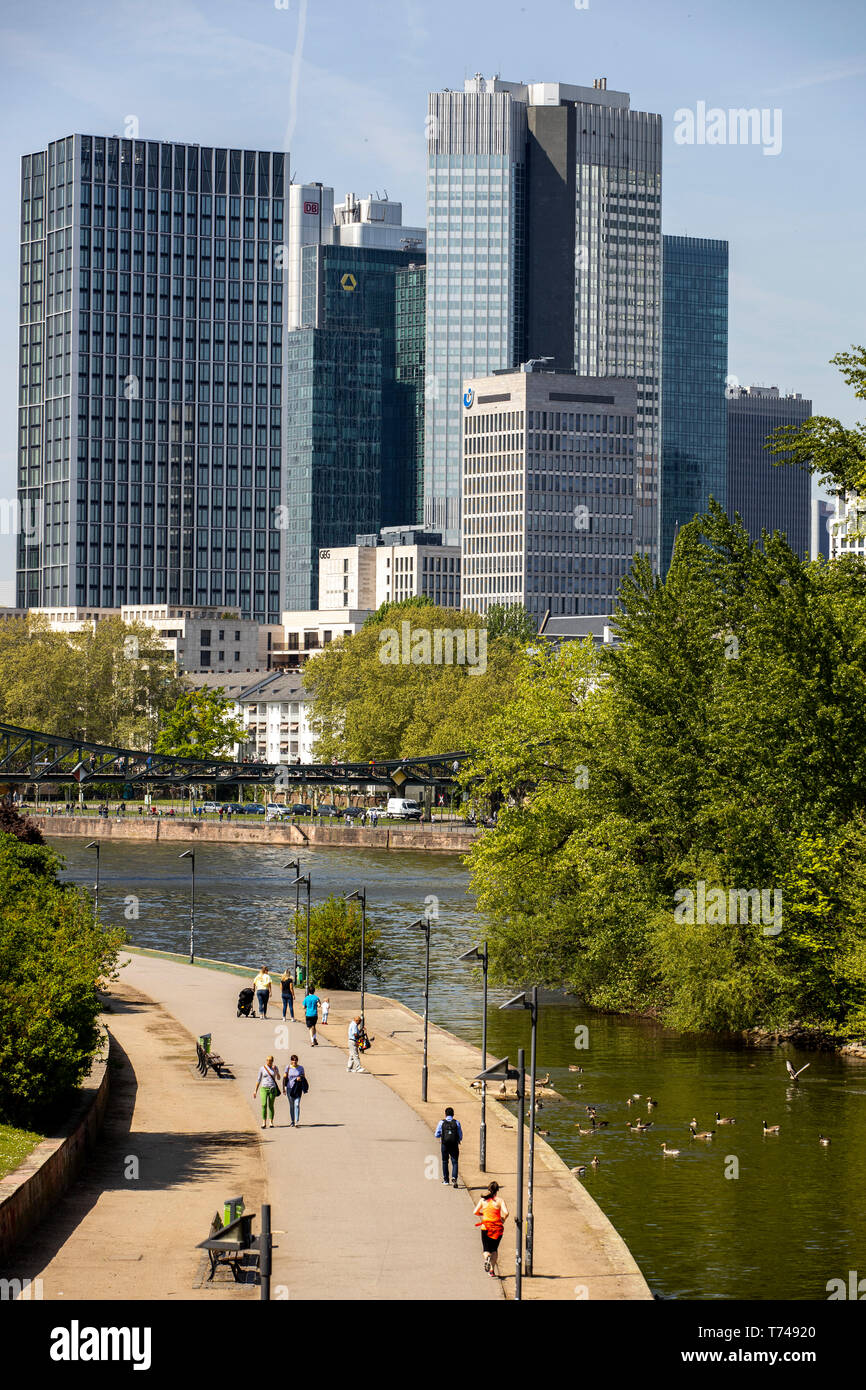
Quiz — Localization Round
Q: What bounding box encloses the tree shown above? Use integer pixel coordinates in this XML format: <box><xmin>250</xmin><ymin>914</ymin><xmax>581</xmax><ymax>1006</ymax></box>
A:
<box><xmin>486</xmin><ymin>603</ymin><xmax>537</xmax><ymax>642</ymax></box>
<box><xmin>0</xmin><ymin>830</ymin><xmax>123</xmax><ymax>1126</ymax></box>
<box><xmin>304</xmin><ymin>599</ymin><xmax>528</xmax><ymax>761</ymax></box>
<box><xmin>154</xmin><ymin>688</ymin><xmax>246</xmax><ymax>760</ymax></box>
<box><xmin>767</xmin><ymin>345</ymin><xmax>866</xmax><ymax>498</ymax></box>
<box><xmin>294</xmin><ymin>894</ymin><xmax>386</xmax><ymax>990</ymax></box>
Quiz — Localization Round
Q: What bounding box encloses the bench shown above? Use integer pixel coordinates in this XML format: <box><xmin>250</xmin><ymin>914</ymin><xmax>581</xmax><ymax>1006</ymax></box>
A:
<box><xmin>197</xmin><ymin>1209</ymin><xmax>257</xmax><ymax>1282</ymax></box>
<box><xmin>196</xmin><ymin>1040</ymin><xmax>226</xmax><ymax>1077</ymax></box>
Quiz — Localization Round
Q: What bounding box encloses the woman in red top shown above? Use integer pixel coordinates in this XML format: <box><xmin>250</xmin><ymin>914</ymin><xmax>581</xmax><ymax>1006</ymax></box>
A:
<box><xmin>473</xmin><ymin>1181</ymin><xmax>509</xmax><ymax>1278</ymax></box>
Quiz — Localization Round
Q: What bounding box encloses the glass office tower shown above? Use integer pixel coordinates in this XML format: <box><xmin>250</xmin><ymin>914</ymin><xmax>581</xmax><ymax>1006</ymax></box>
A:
<box><xmin>727</xmin><ymin>387</ymin><xmax>812</xmax><ymax>558</ymax></box>
<box><xmin>661</xmin><ymin>235</ymin><xmax>728</xmax><ymax>572</ymax></box>
<box><xmin>17</xmin><ymin>135</ymin><xmax>286</xmax><ymax>620</ymax></box>
<box><xmin>283</xmin><ymin>326</ymin><xmax>381</xmax><ymax>611</ymax></box>
<box><xmin>395</xmin><ymin>261</ymin><xmax>426</xmax><ymax>527</ymax></box>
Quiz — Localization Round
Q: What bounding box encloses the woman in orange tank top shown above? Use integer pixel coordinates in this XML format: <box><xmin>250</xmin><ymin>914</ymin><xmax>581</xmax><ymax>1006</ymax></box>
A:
<box><xmin>473</xmin><ymin>1181</ymin><xmax>509</xmax><ymax>1278</ymax></box>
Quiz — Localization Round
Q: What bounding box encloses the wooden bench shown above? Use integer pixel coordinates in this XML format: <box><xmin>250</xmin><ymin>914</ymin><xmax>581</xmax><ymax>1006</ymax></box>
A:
<box><xmin>197</xmin><ymin>1209</ymin><xmax>257</xmax><ymax>1282</ymax></box>
<box><xmin>196</xmin><ymin>1040</ymin><xmax>226</xmax><ymax>1077</ymax></box>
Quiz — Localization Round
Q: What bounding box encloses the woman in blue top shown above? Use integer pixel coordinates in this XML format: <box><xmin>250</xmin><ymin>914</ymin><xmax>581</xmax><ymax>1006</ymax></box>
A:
<box><xmin>284</xmin><ymin>1054</ymin><xmax>306</xmax><ymax>1126</ymax></box>
<box><xmin>303</xmin><ymin>986</ymin><xmax>321</xmax><ymax>1045</ymax></box>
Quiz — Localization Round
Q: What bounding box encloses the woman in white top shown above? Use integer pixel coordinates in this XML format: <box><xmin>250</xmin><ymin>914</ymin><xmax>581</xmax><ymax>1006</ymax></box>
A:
<box><xmin>252</xmin><ymin>966</ymin><xmax>272</xmax><ymax>1019</ymax></box>
<box><xmin>253</xmin><ymin>1054</ymin><xmax>282</xmax><ymax>1128</ymax></box>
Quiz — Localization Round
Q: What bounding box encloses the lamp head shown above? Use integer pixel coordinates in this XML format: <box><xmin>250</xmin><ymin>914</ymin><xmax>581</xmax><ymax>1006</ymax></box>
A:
<box><xmin>85</xmin><ymin>840</ymin><xmax>99</xmax><ymax>851</ymax></box>
<box><xmin>499</xmin><ymin>991</ymin><xmax>528</xmax><ymax>1012</ymax></box>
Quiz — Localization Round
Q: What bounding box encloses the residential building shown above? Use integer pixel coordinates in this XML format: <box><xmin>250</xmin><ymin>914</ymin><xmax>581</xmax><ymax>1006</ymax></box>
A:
<box><xmin>18</xmin><ymin>135</ymin><xmax>286</xmax><ymax>620</ymax></box>
<box><xmin>828</xmin><ymin>493</ymin><xmax>866</xmax><ymax>561</ymax></box>
<box><xmin>461</xmin><ymin>366</ymin><xmax>637</xmax><ymax>620</ymax></box>
<box><xmin>319</xmin><ymin>526</ymin><xmax>460</xmax><ymax>610</ymax></box>
<box><xmin>727</xmin><ymin>387</ymin><xmax>812</xmax><ymax>557</ymax></box>
<box><xmin>661</xmin><ymin>235</ymin><xmax>729</xmax><ymax>572</ymax></box>
<box><xmin>426</xmin><ymin>75</ymin><xmax>662</xmax><ymax>558</ymax></box>
<box><xmin>184</xmin><ymin>669</ymin><xmax>314</xmax><ymax>763</ymax></box>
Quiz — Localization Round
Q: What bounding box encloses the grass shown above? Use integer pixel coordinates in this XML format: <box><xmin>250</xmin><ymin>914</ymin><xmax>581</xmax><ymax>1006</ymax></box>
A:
<box><xmin>0</xmin><ymin>1123</ymin><xmax>46</xmax><ymax>1181</ymax></box>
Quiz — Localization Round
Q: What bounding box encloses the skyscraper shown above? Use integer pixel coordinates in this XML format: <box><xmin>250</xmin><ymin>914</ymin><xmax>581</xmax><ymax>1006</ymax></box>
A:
<box><xmin>426</xmin><ymin>76</ymin><xmax>662</xmax><ymax>561</ymax></box>
<box><xmin>18</xmin><ymin>135</ymin><xmax>286</xmax><ymax>620</ymax></box>
<box><xmin>661</xmin><ymin>235</ymin><xmax>729</xmax><ymax>572</ymax></box>
<box><xmin>727</xmin><ymin>387</ymin><xmax>812</xmax><ymax>557</ymax></box>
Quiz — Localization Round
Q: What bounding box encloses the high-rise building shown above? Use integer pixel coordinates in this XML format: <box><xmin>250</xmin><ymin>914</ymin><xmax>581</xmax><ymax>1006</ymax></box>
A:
<box><xmin>18</xmin><ymin>135</ymin><xmax>286</xmax><ymax>620</ymax></box>
<box><xmin>661</xmin><ymin>235</ymin><xmax>728</xmax><ymax>571</ymax></box>
<box><xmin>461</xmin><ymin>366</ymin><xmax>637</xmax><ymax>620</ymax></box>
<box><xmin>727</xmin><ymin>387</ymin><xmax>812</xmax><ymax>557</ymax></box>
<box><xmin>319</xmin><ymin>526</ymin><xmax>460</xmax><ymax>611</ymax></box>
<box><xmin>426</xmin><ymin>75</ymin><xmax>662</xmax><ymax>559</ymax></box>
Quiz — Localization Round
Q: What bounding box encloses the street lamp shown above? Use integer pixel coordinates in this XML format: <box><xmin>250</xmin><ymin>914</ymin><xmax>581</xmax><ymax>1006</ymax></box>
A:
<box><xmin>475</xmin><ymin>1052</ymin><xmax>525</xmax><ymax>1302</ymax></box>
<box><xmin>85</xmin><ymin>840</ymin><xmax>100</xmax><ymax>923</ymax></box>
<box><xmin>500</xmin><ymin>987</ymin><xmax>539</xmax><ymax>1275</ymax></box>
<box><xmin>410</xmin><ymin>916</ymin><xmax>432</xmax><ymax>1102</ymax></box>
<box><xmin>458</xmin><ymin>941</ymin><xmax>489</xmax><ymax>1171</ymax></box>
<box><xmin>344</xmin><ymin>888</ymin><xmax>367</xmax><ymax>1027</ymax></box>
<box><xmin>284</xmin><ymin>860</ymin><xmax>300</xmax><ymax>977</ymax></box>
<box><xmin>290</xmin><ymin>873</ymin><xmax>311</xmax><ymax>987</ymax></box>
<box><xmin>179</xmin><ymin>850</ymin><xmax>195</xmax><ymax>963</ymax></box>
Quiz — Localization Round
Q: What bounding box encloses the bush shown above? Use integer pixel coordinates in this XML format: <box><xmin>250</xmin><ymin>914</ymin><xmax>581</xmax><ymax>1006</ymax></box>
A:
<box><xmin>293</xmin><ymin>894</ymin><xmax>385</xmax><ymax>991</ymax></box>
<box><xmin>0</xmin><ymin>825</ymin><xmax>124</xmax><ymax>1127</ymax></box>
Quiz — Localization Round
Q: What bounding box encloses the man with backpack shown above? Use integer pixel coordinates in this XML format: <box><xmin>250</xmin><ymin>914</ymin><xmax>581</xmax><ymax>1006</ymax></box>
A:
<box><xmin>435</xmin><ymin>1107</ymin><xmax>463</xmax><ymax>1188</ymax></box>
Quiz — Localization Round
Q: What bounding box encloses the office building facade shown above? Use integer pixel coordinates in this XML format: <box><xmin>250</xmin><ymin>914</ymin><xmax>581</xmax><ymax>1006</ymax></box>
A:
<box><xmin>18</xmin><ymin>135</ymin><xmax>286</xmax><ymax>620</ymax></box>
<box><xmin>319</xmin><ymin>526</ymin><xmax>460</xmax><ymax>611</ymax></box>
<box><xmin>727</xmin><ymin>387</ymin><xmax>812</xmax><ymax>557</ymax></box>
<box><xmin>461</xmin><ymin>367</ymin><xmax>637</xmax><ymax>620</ymax></box>
<box><xmin>661</xmin><ymin>235</ymin><xmax>728</xmax><ymax>572</ymax></box>
<box><xmin>426</xmin><ymin>76</ymin><xmax>662</xmax><ymax>560</ymax></box>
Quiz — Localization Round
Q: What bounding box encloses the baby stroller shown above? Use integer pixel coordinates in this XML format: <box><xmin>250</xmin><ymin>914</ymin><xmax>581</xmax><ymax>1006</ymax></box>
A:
<box><xmin>237</xmin><ymin>987</ymin><xmax>255</xmax><ymax>1018</ymax></box>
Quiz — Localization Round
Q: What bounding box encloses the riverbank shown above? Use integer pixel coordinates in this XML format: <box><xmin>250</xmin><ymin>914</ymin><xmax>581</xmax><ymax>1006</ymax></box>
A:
<box><xmin>30</xmin><ymin>812</ymin><xmax>477</xmax><ymax>853</ymax></box>
<box><xmin>121</xmin><ymin>946</ymin><xmax>652</xmax><ymax>1301</ymax></box>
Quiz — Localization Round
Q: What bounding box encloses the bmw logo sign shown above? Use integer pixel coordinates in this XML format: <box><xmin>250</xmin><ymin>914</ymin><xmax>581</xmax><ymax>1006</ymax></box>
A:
<box><xmin>463</xmin><ymin>387</ymin><xmax>474</xmax><ymax>408</ymax></box>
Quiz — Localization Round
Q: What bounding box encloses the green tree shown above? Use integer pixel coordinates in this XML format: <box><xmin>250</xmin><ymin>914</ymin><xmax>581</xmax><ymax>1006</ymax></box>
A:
<box><xmin>293</xmin><ymin>894</ymin><xmax>386</xmax><ymax>990</ymax></box>
<box><xmin>767</xmin><ymin>345</ymin><xmax>866</xmax><ymax>498</ymax></box>
<box><xmin>0</xmin><ymin>809</ymin><xmax>124</xmax><ymax>1126</ymax></box>
<box><xmin>154</xmin><ymin>688</ymin><xmax>246</xmax><ymax>760</ymax></box>
<box><xmin>486</xmin><ymin>603</ymin><xmax>537</xmax><ymax>642</ymax></box>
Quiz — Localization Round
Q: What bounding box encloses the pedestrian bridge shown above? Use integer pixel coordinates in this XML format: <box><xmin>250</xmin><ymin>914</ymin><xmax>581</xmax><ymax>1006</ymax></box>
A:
<box><xmin>0</xmin><ymin>721</ymin><xmax>467</xmax><ymax>790</ymax></box>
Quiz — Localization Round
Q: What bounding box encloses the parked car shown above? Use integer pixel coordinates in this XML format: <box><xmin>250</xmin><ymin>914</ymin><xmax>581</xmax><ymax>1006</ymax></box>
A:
<box><xmin>242</xmin><ymin>803</ymin><xmax>266</xmax><ymax>815</ymax></box>
<box><xmin>343</xmin><ymin>805</ymin><xmax>367</xmax><ymax>821</ymax></box>
<box><xmin>200</xmin><ymin>801</ymin><xmax>221</xmax><ymax>813</ymax></box>
<box><xmin>289</xmin><ymin>803</ymin><xmax>312</xmax><ymax>817</ymax></box>
<box><xmin>316</xmin><ymin>804</ymin><xmax>342</xmax><ymax>818</ymax></box>
<box><xmin>265</xmin><ymin>804</ymin><xmax>291</xmax><ymax>821</ymax></box>
<box><xmin>386</xmin><ymin>797</ymin><xmax>423</xmax><ymax>821</ymax></box>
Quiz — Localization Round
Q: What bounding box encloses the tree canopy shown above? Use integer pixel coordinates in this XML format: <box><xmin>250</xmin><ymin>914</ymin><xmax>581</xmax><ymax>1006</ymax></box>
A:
<box><xmin>154</xmin><ymin>687</ymin><xmax>246</xmax><ymax>760</ymax></box>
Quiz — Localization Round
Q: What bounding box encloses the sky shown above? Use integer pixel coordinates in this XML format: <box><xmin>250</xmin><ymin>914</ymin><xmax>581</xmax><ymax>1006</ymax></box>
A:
<box><xmin>0</xmin><ymin>0</ymin><xmax>863</xmax><ymax>599</ymax></box>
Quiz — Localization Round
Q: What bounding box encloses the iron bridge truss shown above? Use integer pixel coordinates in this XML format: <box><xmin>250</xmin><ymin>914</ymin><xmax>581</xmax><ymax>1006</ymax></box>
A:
<box><xmin>0</xmin><ymin>722</ymin><xmax>468</xmax><ymax>790</ymax></box>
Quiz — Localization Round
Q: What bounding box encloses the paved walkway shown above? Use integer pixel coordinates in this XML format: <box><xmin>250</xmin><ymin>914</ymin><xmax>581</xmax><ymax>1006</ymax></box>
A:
<box><xmin>120</xmin><ymin>953</ymin><xmax>499</xmax><ymax>1301</ymax></box>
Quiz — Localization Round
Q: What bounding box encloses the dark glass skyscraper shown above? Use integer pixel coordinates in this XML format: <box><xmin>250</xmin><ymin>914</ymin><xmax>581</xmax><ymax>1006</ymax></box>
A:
<box><xmin>727</xmin><ymin>387</ymin><xmax>812</xmax><ymax>557</ymax></box>
<box><xmin>283</xmin><ymin>326</ymin><xmax>381</xmax><ymax>611</ymax></box>
<box><xmin>661</xmin><ymin>235</ymin><xmax>728</xmax><ymax>572</ymax></box>
<box><xmin>17</xmin><ymin>135</ymin><xmax>286</xmax><ymax>619</ymax></box>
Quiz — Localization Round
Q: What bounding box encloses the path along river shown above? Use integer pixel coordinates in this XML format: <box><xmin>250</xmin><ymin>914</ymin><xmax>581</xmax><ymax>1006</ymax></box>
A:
<box><xmin>52</xmin><ymin>836</ymin><xmax>866</xmax><ymax>1301</ymax></box>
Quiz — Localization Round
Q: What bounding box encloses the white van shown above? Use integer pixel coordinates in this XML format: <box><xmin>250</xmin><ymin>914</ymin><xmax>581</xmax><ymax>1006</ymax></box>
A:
<box><xmin>386</xmin><ymin>797</ymin><xmax>423</xmax><ymax>821</ymax></box>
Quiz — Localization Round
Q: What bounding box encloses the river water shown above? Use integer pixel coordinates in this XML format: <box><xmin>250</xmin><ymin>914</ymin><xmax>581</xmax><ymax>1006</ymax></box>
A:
<box><xmin>53</xmin><ymin>836</ymin><xmax>866</xmax><ymax>1302</ymax></box>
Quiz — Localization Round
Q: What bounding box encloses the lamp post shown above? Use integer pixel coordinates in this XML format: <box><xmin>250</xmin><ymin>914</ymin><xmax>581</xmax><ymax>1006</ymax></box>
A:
<box><xmin>500</xmin><ymin>987</ymin><xmax>539</xmax><ymax>1275</ymax></box>
<box><xmin>179</xmin><ymin>850</ymin><xmax>195</xmax><ymax>963</ymax></box>
<box><xmin>284</xmin><ymin>860</ymin><xmax>300</xmax><ymax>977</ymax></box>
<box><xmin>291</xmin><ymin>873</ymin><xmax>311</xmax><ymax>986</ymax></box>
<box><xmin>85</xmin><ymin>840</ymin><xmax>100</xmax><ymax>923</ymax></box>
<box><xmin>344</xmin><ymin>888</ymin><xmax>367</xmax><ymax>1027</ymax></box>
<box><xmin>474</xmin><ymin>1053</ymin><xmax>525</xmax><ymax>1301</ymax></box>
<box><xmin>458</xmin><ymin>941</ymin><xmax>489</xmax><ymax>1171</ymax></box>
<box><xmin>410</xmin><ymin>916</ymin><xmax>432</xmax><ymax>1102</ymax></box>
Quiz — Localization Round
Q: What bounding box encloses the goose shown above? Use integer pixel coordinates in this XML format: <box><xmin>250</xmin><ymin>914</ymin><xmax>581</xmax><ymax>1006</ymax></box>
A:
<box><xmin>590</xmin><ymin>1154</ymin><xmax>600</xmax><ymax>1168</ymax></box>
<box><xmin>715</xmin><ymin>1111</ymin><xmax>736</xmax><ymax>1125</ymax></box>
<box><xmin>571</xmin><ymin>1164</ymin><xmax>587</xmax><ymax>1176</ymax></box>
<box><xmin>576</xmin><ymin>1123</ymin><xmax>595</xmax><ymax>1136</ymax></box>
<box><xmin>632</xmin><ymin>1094</ymin><xmax>642</xmax><ymax>1100</ymax></box>
<box><xmin>535</xmin><ymin>1126</ymin><xmax>551</xmax><ymax>1137</ymax></box>
<box><xmin>538</xmin><ymin>1072</ymin><xmax>551</xmax><ymax>1087</ymax></box>
<box><xmin>785</xmin><ymin>1061</ymin><xmax>811</xmax><ymax>1083</ymax></box>
<box><xmin>633</xmin><ymin>1119</ymin><xmax>653</xmax><ymax>1133</ymax></box>
<box><xmin>593</xmin><ymin>1119</ymin><xmax>610</xmax><ymax>1128</ymax></box>
<box><xmin>819</xmin><ymin>1135</ymin><xmax>831</xmax><ymax>1146</ymax></box>
<box><xmin>568</xmin><ymin>1065</ymin><xmax>584</xmax><ymax>1073</ymax></box>
<box><xmin>646</xmin><ymin>1097</ymin><xmax>658</xmax><ymax>1109</ymax></box>
<box><xmin>626</xmin><ymin>1097</ymin><xmax>635</xmax><ymax>1107</ymax></box>
<box><xmin>689</xmin><ymin>1124</ymin><xmax>715</xmax><ymax>1140</ymax></box>
<box><xmin>762</xmin><ymin>1120</ymin><xmax>781</xmax><ymax>1135</ymax></box>
<box><xmin>660</xmin><ymin>1142</ymin><xmax>680</xmax><ymax>1156</ymax></box>
<box><xmin>534</xmin><ymin>1100</ymin><xmax>543</xmax><ymax>1112</ymax></box>
<box><xmin>585</xmin><ymin>1105</ymin><xmax>597</xmax><ymax>1116</ymax></box>
<box><xmin>498</xmin><ymin>1081</ymin><xmax>508</xmax><ymax>1096</ymax></box>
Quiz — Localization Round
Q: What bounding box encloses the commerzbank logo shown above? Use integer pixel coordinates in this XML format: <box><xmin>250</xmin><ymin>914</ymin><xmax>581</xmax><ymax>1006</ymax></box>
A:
<box><xmin>463</xmin><ymin>387</ymin><xmax>474</xmax><ymax>409</ymax></box>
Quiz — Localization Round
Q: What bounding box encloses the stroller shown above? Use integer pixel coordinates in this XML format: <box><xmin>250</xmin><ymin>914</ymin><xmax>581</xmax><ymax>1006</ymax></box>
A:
<box><xmin>237</xmin><ymin>987</ymin><xmax>255</xmax><ymax>1018</ymax></box>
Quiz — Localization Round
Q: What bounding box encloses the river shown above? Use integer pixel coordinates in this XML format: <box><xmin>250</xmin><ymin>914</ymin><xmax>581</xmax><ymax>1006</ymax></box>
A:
<box><xmin>52</xmin><ymin>835</ymin><xmax>866</xmax><ymax>1302</ymax></box>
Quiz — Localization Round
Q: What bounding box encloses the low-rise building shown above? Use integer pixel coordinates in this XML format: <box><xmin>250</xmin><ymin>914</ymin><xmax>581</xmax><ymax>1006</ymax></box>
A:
<box><xmin>318</xmin><ymin>526</ymin><xmax>460</xmax><ymax>611</ymax></box>
<box><xmin>829</xmin><ymin>493</ymin><xmax>866</xmax><ymax>561</ymax></box>
<box><xmin>270</xmin><ymin>608</ymin><xmax>371</xmax><ymax>671</ymax></box>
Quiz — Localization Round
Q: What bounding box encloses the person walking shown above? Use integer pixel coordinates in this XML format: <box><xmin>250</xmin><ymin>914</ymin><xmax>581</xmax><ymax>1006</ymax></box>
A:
<box><xmin>303</xmin><ymin>985</ymin><xmax>321</xmax><ymax>1045</ymax></box>
<box><xmin>280</xmin><ymin>967</ymin><xmax>295</xmax><ymax>1021</ymax></box>
<box><xmin>347</xmin><ymin>1015</ymin><xmax>367</xmax><ymax>1073</ymax></box>
<box><xmin>473</xmin><ymin>1182</ymin><xmax>509</xmax><ymax>1278</ymax></box>
<box><xmin>284</xmin><ymin>1053</ymin><xmax>307</xmax><ymax>1126</ymax></box>
<box><xmin>435</xmin><ymin>1107</ymin><xmax>463</xmax><ymax>1187</ymax></box>
<box><xmin>252</xmin><ymin>966</ymin><xmax>273</xmax><ymax>1019</ymax></box>
<box><xmin>253</xmin><ymin>1054</ymin><xmax>282</xmax><ymax>1129</ymax></box>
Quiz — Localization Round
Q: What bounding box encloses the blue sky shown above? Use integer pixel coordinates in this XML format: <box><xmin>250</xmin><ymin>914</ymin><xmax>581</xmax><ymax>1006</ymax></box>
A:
<box><xmin>1</xmin><ymin>0</ymin><xmax>863</xmax><ymax>595</ymax></box>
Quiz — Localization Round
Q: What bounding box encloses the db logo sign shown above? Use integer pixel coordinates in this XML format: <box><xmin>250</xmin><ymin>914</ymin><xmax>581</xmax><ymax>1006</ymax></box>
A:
<box><xmin>304</xmin><ymin>201</ymin><xmax>319</xmax><ymax>215</ymax></box>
